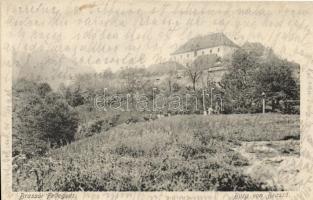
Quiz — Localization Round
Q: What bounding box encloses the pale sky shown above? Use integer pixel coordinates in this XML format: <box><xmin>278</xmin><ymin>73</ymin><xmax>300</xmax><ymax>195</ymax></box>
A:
<box><xmin>3</xmin><ymin>0</ymin><xmax>313</xmax><ymax>72</ymax></box>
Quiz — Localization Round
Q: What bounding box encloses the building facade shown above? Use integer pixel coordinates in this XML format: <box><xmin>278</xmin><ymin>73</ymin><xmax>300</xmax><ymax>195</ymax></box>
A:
<box><xmin>171</xmin><ymin>45</ymin><xmax>237</xmax><ymax>66</ymax></box>
<box><xmin>170</xmin><ymin>33</ymin><xmax>238</xmax><ymax>83</ymax></box>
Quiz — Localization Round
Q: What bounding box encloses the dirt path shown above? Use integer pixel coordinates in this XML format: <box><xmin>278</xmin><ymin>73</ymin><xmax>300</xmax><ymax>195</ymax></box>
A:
<box><xmin>233</xmin><ymin>140</ymin><xmax>300</xmax><ymax>191</ymax></box>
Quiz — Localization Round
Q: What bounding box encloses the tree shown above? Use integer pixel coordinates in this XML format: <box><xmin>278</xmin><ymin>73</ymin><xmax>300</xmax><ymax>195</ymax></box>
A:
<box><xmin>37</xmin><ymin>83</ymin><xmax>52</xmax><ymax>97</ymax></box>
<box><xmin>186</xmin><ymin>63</ymin><xmax>202</xmax><ymax>91</ymax></box>
<box><xmin>253</xmin><ymin>60</ymin><xmax>299</xmax><ymax>112</ymax></box>
<box><xmin>119</xmin><ymin>67</ymin><xmax>146</xmax><ymax>93</ymax></box>
<box><xmin>58</xmin><ymin>85</ymin><xmax>85</xmax><ymax>107</ymax></box>
<box><xmin>101</xmin><ymin>68</ymin><xmax>114</xmax><ymax>79</ymax></box>
<box><xmin>13</xmin><ymin>92</ymin><xmax>47</xmax><ymax>157</ymax></box>
<box><xmin>186</xmin><ymin>55</ymin><xmax>219</xmax><ymax>91</ymax></box>
<box><xmin>241</xmin><ymin>42</ymin><xmax>266</xmax><ymax>57</ymax></box>
<box><xmin>118</xmin><ymin>67</ymin><xmax>149</xmax><ymax>108</ymax></box>
<box><xmin>42</xmin><ymin>92</ymin><xmax>79</xmax><ymax>146</ymax></box>
<box><xmin>220</xmin><ymin>47</ymin><xmax>300</xmax><ymax>113</ymax></box>
<box><xmin>13</xmin><ymin>80</ymin><xmax>79</xmax><ymax>158</ymax></box>
<box><xmin>221</xmin><ymin>49</ymin><xmax>265</xmax><ymax>112</ymax></box>
<box><xmin>165</xmin><ymin>68</ymin><xmax>175</xmax><ymax>93</ymax></box>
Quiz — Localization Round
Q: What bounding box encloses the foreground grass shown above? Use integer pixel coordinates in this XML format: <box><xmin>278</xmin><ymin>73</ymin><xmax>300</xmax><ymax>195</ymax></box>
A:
<box><xmin>15</xmin><ymin>114</ymin><xmax>300</xmax><ymax>191</ymax></box>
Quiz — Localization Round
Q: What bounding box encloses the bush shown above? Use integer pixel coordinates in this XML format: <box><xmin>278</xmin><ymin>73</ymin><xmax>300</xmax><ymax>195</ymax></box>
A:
<box><xmin>15</xmin><ymin>114</ymin><xmax>298</xmax><ymax>191</ymax></box>
<box><xmin>43</xmin><ymin>93</ymin><xmax>79</xmax><ymax>146</ymax></box>
<box><xmin>13</xmin><ymin>80</ymin><xmax>79</xmax><ymax>157</ymax></box>
<box><xmin>220</xmin><ymin>48</ymin><xmax>300</xmax><ymax>114</ymax></box>
<box><xmin>48</xmin><ymin>157</ymin><xmax>273</xmax><ymax>191</ymax></box>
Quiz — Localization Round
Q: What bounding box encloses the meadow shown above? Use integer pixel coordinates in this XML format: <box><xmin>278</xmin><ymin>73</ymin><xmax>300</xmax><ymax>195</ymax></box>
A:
<box><xmin>14</xmin><ymin>113</ymin><xmax>300</xmax><ymax>191</ymax></box>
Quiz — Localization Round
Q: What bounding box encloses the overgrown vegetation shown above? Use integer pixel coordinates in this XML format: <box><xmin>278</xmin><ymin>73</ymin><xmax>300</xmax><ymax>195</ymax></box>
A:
<box><xmin>13</xmin><ymin>79</ymin><xmax>79</xmax><ymax>158</ymax></box>
<box><xmin>220</xmin><ymin>43</ymin><xmax>299</xmax><ymax>114</ymax></box>
<box><xmin>13</xmin><ymin>114</ymin><xmax>299</xmax><ymax>191</ymax></box>
<box><xmin>12</xmin><ymin>41</ymin><xmax>300</xmax><ymax>191</ymax></box>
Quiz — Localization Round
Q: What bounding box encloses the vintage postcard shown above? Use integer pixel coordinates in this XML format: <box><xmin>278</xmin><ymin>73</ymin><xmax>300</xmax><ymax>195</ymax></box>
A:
<box><xmin>1</xmin><ymin>0</ymin><xmax>313</xmax><ymax>199</ymax></box>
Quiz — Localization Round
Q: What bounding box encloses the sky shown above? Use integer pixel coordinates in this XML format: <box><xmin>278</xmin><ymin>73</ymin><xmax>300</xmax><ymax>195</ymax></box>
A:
<box><xmin>3</xmin><ymin>0</ymin><xmax>313</xmax><ymax>73</ymax></box>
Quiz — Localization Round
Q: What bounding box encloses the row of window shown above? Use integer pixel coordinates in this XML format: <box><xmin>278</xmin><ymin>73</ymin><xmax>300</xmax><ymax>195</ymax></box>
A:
<box><xmin>178</xmin><ymin>47</ymin><xmax>221</xmax><ymax>59</ymax></box>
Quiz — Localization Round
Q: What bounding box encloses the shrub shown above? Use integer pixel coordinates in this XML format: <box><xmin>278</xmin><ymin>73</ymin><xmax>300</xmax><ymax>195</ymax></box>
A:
<box><xmin>15</xmin><ymin>114</ymin><xmax>298</xmax><ymax>191</ymax></box>
<box><xmin>13</xmin><ymin>80</ymin><xmax>79</xmax><ymax>157</ymax></box>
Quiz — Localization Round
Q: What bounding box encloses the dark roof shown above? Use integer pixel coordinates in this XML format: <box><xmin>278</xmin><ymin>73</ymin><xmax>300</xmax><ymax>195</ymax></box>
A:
<box><xmin>172</xmin><ymin>33</ymin><xmax>239</xmax><ymax>55</ymax></box>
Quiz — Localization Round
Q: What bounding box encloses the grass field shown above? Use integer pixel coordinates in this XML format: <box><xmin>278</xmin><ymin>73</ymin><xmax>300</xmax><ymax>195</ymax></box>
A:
<box><xmin>14</xmin><ymin>113</ymin><xmax>300</xmax><ymax>191</ymax></box>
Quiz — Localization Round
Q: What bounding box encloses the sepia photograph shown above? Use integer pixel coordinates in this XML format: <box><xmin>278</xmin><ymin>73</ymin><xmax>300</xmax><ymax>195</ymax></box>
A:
<box><xmin>1</xmin><ymin>0</ymin><xmax>312</xmax><ymax>198</ymax></box>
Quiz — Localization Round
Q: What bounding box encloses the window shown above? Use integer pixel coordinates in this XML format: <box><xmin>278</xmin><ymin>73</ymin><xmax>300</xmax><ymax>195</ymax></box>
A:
<box><xmin>217</xmin><ymin>48</ymin><xmax>220</xmax><ymax>52</ymax></box>
<box><xmin>210</xmin><ymin>49</ymin><xmax>212</xmax><ymax>54</ymax></box>
<box><xmin>194</xmin><ymin>50</ymin><xmax>197</xmax><ymax>57</ymax></box>
<box><xmin>202</xmin><ymin>51</ymin><xmax>204</xmax><ymax>55</ymax></box>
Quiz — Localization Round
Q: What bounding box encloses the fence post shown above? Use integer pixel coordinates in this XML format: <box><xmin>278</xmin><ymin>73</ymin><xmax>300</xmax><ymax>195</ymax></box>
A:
<box><xmin>262</xmin><ymin>92</ymin><xmax>266</xmax><ymax>114</ymax></box>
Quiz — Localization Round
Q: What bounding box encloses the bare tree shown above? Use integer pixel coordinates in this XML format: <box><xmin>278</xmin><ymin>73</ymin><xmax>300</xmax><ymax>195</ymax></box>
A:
<box><xmin>186</xmin><ymin>55</ymin><xmax>219</xmax><ymax>91</ymax></box>
<box><xmin>186</xmin><ymin>63</ymin><xmax>202</xmax><ymax>91</ymax></box>
<box><xmin>166</xmin><ymin>68</ymin><xmax>176</xmax><ymax>93</ymax></box>
<box><xmin>119</xmin><ymin>66</ymin><xmax>147</xmax><ymax>108</ymax></box>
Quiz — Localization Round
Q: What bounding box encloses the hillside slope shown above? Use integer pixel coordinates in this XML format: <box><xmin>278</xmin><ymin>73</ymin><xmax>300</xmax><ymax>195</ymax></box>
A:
<box><xmin>16</xmin><ymin>114</ymin><xmax>300</xmax><ymax>191</ymax></box>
